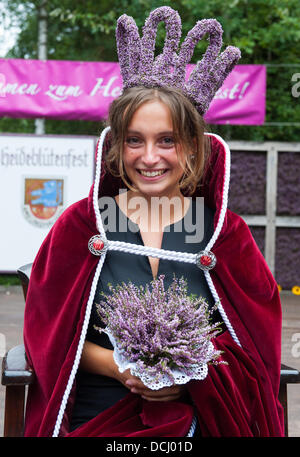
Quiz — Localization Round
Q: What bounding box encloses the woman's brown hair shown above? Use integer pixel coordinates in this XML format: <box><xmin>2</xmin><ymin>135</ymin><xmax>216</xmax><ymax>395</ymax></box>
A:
<box><xmin>105</xmin><ymin>86</ymin><xmax>210</xmax><ymax>196</ymax></box>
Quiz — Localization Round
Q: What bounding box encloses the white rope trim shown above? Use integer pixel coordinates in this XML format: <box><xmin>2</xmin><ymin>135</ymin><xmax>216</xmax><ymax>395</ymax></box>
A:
<box><xmin>202</xmin><ymin>133</ymin><xmax>241</xmax><ymax>347</ymax></box>
<box><xmin>204</xmin><ymin>132</ymin><xmax>230</xmax><ymax>253</ymax></box>
<box><xmin>186</xmin><ymin>416</ymin><xmax>197</xmax><ymax>437</ymax></box>
<box><xmin>204</xmin><ymin>270</ymin><xmax>241</xmax><ymax>347</ymax></box>
<box><xmin>52</xmin><ymin>253</ymin><xmax>107</xmax><ymax>437</ymax></box>
<box><xmin>93</xmin><ymin>126</ymin><xmax>111</xmax><ymax>237</ymax></box>
<box><xmin>108</xmin><ymin>240</ymin><xmax>198</xmax><ymax>263</ymax></box>
<box><xmin>52</xmin><ymin>127</ymin><xmax>110</xmax><ymax>436</ymax></box>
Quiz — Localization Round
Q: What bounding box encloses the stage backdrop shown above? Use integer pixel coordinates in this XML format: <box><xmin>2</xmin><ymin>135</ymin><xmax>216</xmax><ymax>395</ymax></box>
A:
<box><xmin>0</xmin><ymin>59</ymin><xmax>266</xmax><ymax>125</ymax></box>
<box><xmin>0</xmin><ymin>134</ymin><xmax>96</xmax><ymax>272</ymax></box>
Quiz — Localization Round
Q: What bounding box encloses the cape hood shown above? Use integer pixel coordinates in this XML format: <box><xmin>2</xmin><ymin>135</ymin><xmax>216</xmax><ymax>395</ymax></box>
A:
<box><xmin>23</xmin><ymin>129</ymin><xmax>284</xmax><ymax>437</ymax></box>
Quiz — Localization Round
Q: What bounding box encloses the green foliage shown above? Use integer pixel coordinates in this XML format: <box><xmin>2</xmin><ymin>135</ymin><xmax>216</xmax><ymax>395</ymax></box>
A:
<box><xmin>1</xmin><ymin>0</ymin><xmax>300</xmax><ymax>141</ymax></box>
<box><xmin>0</xmin><ymin>275</ymin><xmax>20</xmax><ymax>286</ymax></box>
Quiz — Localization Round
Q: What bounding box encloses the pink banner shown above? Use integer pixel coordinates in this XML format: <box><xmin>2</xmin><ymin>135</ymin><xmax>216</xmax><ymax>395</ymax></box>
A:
<box><xmin>204</xmin><ymin>64</ymin><xmax>266</xmax><ymax>125</ymax></box>
<box><xmin>0</xmin><ymin>59</ymin><xmax>266</xmax><ymax>125</ymax></box>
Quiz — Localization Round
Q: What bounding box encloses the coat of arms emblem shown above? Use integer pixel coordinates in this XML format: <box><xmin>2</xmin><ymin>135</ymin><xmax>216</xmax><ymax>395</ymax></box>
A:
<box><xmin>23</xmin><ymin>177</ymin><xmax>65</xmax><ymax>227</ymax></box>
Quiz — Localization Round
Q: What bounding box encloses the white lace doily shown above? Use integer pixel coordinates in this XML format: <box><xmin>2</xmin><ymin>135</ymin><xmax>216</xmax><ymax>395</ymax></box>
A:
<box><xmin>105</xmin><ymin>329</ymin><xmax>214</xmax><ymax>390</ymax></box>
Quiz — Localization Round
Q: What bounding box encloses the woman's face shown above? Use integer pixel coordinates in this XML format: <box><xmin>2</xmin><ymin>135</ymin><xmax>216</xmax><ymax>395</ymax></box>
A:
<box><xmin>122</xmin><ymin>100</ymin><xmax>186</xmax><ymax>199</ymax></box>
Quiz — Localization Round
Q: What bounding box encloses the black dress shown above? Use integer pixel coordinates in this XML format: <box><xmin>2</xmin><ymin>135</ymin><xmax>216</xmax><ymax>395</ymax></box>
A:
<box><xmin>70</xmin><ymin>197</ymin><xmax>217</xmax><ymax>431</ymax></box>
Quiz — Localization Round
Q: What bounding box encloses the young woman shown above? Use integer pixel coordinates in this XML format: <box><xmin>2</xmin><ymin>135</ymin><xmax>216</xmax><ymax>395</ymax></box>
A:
<box><xmin>23</xmin><ymin>7</ymin><xmax>284</xmax><ymax>437</ymax></box>
<box><xmin>69</xmin><ymin>86</ymin><xmax>218</xmax><ymax>432</ymax></box>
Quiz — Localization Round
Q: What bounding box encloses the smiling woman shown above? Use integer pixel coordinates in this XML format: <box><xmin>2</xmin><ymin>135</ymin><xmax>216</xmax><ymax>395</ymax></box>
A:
<box><xmin>106</xmin><ymin>86</ymin><xmax>209</xmax><ymax>197</ymax></box>
<box><xmin>122</xmin><ymin>99</ymin><xmax>187</xmax><ymax>201</ymax></box>
<box><xmin>23</xmin><ymin>6</ymin><xmax>284</xmax><ymax>439</ymax></box>
<box><xmin>105</xmin><ymin>87</ymin><xmax>210</xmax><ymax>276</ymax></box>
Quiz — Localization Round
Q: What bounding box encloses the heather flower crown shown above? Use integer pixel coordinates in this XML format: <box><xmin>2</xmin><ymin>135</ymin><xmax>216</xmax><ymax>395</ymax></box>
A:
<box><xmin>116</xmin><ymin>6</ymin><xmax>241</xmax><ymax>114</ymax></box>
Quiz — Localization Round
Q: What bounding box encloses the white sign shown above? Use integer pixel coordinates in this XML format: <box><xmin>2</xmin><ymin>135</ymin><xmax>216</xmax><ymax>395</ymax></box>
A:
<box><xmin>0</xmin><ymin>134</ymin><xmax>96</xmax><ymax>271</ymax></box>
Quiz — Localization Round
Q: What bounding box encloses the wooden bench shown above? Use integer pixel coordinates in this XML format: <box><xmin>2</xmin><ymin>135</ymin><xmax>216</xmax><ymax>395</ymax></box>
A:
<box><xmin>2</xmin><ymin>263</ymin><xmax>300</xmax><ymax>436</ymax></box>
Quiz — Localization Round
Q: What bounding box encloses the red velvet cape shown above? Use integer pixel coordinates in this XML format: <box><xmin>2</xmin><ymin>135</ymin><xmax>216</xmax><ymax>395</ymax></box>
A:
<box><xmin>23</xmin><ymin>134</ymin><xmax>284</xmax><ymax>437</ymax></box>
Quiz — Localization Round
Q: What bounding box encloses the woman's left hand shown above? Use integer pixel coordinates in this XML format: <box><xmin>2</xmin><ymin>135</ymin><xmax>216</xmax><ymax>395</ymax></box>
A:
<box><xmin>125</xmin><ymin>378</ymin><xmax>185</xmax><ymax>401</ymax></box>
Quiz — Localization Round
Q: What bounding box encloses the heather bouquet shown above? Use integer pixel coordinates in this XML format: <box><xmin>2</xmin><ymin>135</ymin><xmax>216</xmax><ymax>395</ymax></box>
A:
<box><xmin>95</xmin><ymin>274</ymin><xmax>225</xmax><ymax>390</ymax></box>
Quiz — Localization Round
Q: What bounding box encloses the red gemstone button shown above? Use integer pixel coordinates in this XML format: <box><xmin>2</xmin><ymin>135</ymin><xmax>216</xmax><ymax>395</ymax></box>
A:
<box><xmin>88</xmin><ymin>235</ymin><xmax>107</xmax><ymax>256</ymax></box>
<box><xmin>200</xmin><ymin>255</ymin><xmax>212</xmax><ymax>266</ymax></box>
<box><xmin>92</xmin><ymin>239</ymin><xmax>104</xmax><ymax>251</ymax></box>
<box><xmin>196</xmin><ymin>250</ymin><xmax>216</xmax><ymax>270</ymax></box>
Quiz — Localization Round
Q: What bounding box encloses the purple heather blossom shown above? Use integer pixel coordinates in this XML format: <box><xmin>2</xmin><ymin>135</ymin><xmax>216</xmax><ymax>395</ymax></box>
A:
<box><xmin>95</xmin><ymin>275</ymin><xmax>225</xmax><ymax>386</ymax></box>
<box><xmin>116</xmin><ymin>15</ymin><xmax>141</xmax><ymax>85</ymax></box>
<box><xmin>141</xmin><ymin>7</ymin><xmax>181</xmax><ymax>80</ymax></box>
<box><xmin>115</xmin><ymin>6</ymin><xmax>241</xmax><ymax>115</ymax></box>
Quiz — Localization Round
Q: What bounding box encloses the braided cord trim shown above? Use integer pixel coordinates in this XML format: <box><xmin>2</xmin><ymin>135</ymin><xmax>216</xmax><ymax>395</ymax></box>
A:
<box><xmin>52</xmin><ymin>127</ymin><xmax>111</xmax><ymax>436</ymax></box>
<box><xmin>186</xmin><ymin>416</ymin><xmax>197</xmax><ymax>437</ymax></box>
<box><xmin>203</xmin><ymin>133</ymin><xmax>241</xmax><ymax>348</ymax></box>
<box><xmin>108</xmin><ymin>240</ymin><xmax>197</xmax><ymax>264</ymax></box>
<box><xmin>204</xmin><ymin>270</ymin><xmax>241</xmax><ymax>347</ymax></box>
<box><xmin>204</xmin><ymin>132</ymin><xmax>230</xmax><ymax>253</ymax></box>
<box><xmin>52</xmin><ymin>254</ymin><xmax>107</xmax><ymax>437</ymax></box>
<box><xmin>93</xmin><ymin>126</ymin><xmax>111</xmax><ymax>237</ymax></box>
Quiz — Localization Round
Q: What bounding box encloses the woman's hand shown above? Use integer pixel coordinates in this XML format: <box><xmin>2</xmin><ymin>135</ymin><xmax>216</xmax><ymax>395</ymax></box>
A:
<box><xmin>117</xmin><ymin>368</ymin><xmax>185</xmax><ymax>402</ymax></box>
<box><xmin>80</xmin><ymin>342</ymin><xmax>184</xmax><ymax>402</ymax></box>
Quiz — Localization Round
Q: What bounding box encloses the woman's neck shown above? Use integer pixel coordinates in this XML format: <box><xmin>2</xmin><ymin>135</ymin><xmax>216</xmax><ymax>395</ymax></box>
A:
<box><xmin>115</xmin><ymin>190</ymin><xmax>190</xmax><ymax>232</ymax></box>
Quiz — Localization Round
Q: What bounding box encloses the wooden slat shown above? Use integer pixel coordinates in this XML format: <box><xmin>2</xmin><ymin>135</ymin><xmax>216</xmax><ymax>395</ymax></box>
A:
<box><xmin>3</xmin><ymin>385</ymin><xmax>25</xmax><ymax>437</ymax></box>
<box><xmin>2</xmin><ymin>344</ymin><xmax>35</xmax><ymax>386</ymax></box>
